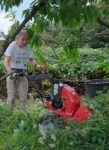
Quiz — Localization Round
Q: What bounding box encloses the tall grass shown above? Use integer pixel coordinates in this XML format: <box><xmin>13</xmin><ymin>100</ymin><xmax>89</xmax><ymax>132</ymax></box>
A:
<box><xmin>0</xmin><ymin>93</ymin><xmax>109</xmax><ymax>150</ymax></box>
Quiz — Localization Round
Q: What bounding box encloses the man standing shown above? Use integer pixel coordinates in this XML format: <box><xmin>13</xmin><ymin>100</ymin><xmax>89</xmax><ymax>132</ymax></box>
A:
<box><xmin>4</xmin><ymin>30</ymin><xmax>37</xmax><ymax>110</ymax></box>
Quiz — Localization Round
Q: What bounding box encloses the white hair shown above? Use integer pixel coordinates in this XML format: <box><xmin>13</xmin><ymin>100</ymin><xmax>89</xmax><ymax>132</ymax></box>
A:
<box><xmin>15</xmin><ymin>30</ymin><xmax>28</xmax><ymax>39</ymax></box>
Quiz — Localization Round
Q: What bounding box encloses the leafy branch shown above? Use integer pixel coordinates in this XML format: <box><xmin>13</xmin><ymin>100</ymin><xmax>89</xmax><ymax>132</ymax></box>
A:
<box><xmin>0</xmin><ymin>0</ymin><xmax>48</xmax><ymax>58</ymax></box>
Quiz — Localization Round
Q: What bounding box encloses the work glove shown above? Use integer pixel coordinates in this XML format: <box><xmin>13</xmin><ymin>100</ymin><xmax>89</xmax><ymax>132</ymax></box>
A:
<box><xmin>10</xmin><ymin>72</ymin><xmax>17</xmax><ymax>79</ymax></box>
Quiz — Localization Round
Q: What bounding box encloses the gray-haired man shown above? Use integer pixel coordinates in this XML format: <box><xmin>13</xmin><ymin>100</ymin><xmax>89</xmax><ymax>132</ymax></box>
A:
<box><xmin>4</xmin><ymin>30</ymin><xmax>37</xmax><ymax>110</ymax></box>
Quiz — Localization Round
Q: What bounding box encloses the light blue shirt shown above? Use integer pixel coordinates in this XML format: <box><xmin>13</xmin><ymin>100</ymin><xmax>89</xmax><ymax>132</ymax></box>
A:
<box><xmin>5</xmin><ymin>41</ymin><xmax>33</xmax><ymax>69</ymax></box>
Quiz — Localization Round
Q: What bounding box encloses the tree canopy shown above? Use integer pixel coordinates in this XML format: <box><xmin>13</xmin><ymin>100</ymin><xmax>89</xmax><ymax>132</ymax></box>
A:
<box><xmin>0</xmin><ymin>0</ymin><xmax>109</xmax><ymax>56</ymax></box>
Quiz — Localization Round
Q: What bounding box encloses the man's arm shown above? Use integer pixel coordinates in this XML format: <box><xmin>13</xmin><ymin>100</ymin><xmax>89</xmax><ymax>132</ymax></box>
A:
<box><xmin>29</xmin><ymin>58</ymin><xmax>37</xmax><ymax>67</ymax></box>
<box><xmin>4</xmin><ymin>56</ymin><xmax>11</xmax><ymax>73</ymax></box>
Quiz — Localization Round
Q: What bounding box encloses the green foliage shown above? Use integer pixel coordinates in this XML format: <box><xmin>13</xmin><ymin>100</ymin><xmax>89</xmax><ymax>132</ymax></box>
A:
<box><xmin>84</xmin><ymin>5</ymin><xmax>98</xmax><ymax>23</ymax></box>
<box><xmin>33</xmin><ymin>46</ymin><xmax>48</xmax><ymax>66</ymax></box>
<box><xmin>0</xmin><ymin>60</ymin><xmax>5</xmax><ymax>75</ymax></box>
<box><xmin>8</xmin><ymin>21</ymin><xmax>20</xmax><ymax>37</ymax></box>
<box><xmin>0</xmin><ymin>0</ymin><xmax>23</xmax><ymax>11</ymax></box>
<box><xmin>45</xmin><ymin>46</ymin><xmax>109</xmax><ymax>81</ymax></box>
<box><xmin>0</xmin><ymin>41</ymin><xmax>4</xmax><ymax>50</ymax></box>
<box><xmin>0</xmin><ymin>0</ymin><xmax>108</xmax><ymax>52</ymax></box>
<box><xmin>0</xmin><ymin>0</ymin><xmax>109</xmax><ymax>43</ymax></box>
<box><xmin>0</xmin><ymin>102</ymin><xmax>40</xmax><ymax>150</ymax></box>
<box><xmin>1</xmin><ymin>92</ymin><xmax>109</xmax><ymax>149</ymax></box>
<box><xmin>26</xmin><ymin>43</ymin><xmax>109</xmax><ymax>82</ymax></box>
<box><xmin>1</xmin><ymin>0</ymin><xmax>109</xmax><ymax>95</ymax></box>
<box><xmin>32</xmin><ymin>0</ymin><xmax>99</xmax><ymax>29</ymax></box>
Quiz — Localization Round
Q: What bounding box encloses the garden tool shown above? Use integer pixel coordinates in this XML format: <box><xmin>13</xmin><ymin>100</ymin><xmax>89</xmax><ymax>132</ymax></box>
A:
<box><xmin>0</xmin><ymin>69</ymin><xmax>92</xmax><ymax>123</ymax></box>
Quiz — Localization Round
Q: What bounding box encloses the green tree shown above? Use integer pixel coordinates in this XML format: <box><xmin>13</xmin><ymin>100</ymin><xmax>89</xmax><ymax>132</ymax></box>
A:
<box><xmin>0</xmin><ymin>0</ymin><xmax>109</xmax><ymax>56</ymax></box>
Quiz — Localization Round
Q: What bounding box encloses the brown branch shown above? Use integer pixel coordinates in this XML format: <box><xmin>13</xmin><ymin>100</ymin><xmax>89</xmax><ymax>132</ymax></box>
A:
<box><xmin>0</xmin><ymin>0</ymin><xmax>48</xmax><ymax>58</ymax></box>
<box><xmin>97</xmin><ymin>6</ymin><xmax>109</xmax><ymax>10</ymax></box>
<box><xmin>42</xmin><ymin>32</ymin><xmax>109</xmax><ymax>47</ymax></box>
<box><xmin>82</xmin><ymin>33</ymin><xmax>109</xmax><ymax>43</ymax></box>
<box><xmin>98</xmin><ymin>17</ymin><xmax>109</xmax><ymax>29</ymax></box>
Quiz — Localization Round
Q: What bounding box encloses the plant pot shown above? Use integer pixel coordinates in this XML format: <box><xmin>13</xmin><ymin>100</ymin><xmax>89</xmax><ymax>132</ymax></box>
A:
<box><xmin>84</xmin><ymin>79</ymin><xmax>109</xmax><ymax>98</ymax></box>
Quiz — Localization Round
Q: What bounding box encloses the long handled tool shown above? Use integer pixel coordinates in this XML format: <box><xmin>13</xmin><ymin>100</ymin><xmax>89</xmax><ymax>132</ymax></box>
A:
<box><xmin>1</xmin><ymin>70</ymin><xmax>92</xmax><ymax>123</ymax></box>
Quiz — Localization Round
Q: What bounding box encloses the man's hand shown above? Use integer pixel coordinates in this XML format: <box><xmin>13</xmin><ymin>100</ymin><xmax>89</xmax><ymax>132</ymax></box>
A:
<box><xmin>10</xmin><ymin>72</ymin><xmax>17</xmax><ymax>79</ymax></box>
<box><xmin>35</xmin><ymin>64</ymin><xmax>46</xmax><ymax>72</ymax></box>
<box><xmin>41</xmin><ymin>65</ymin><xmax>46</xmax><ymax>72</ymax></box>
<box><xmin>13</xmin><ymin>72</ymin><xmax>17</xmax><ymax>78</ymax></box>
